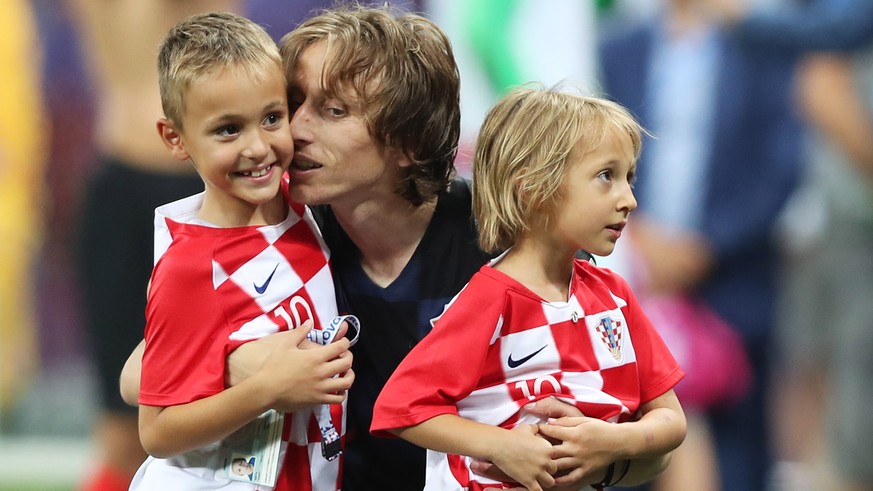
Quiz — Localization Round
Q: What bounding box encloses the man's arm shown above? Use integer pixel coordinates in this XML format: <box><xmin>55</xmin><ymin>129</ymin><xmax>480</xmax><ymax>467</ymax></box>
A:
<box><xmin>119</xmin><ymin>340</ymin><xmax>144</xmax><ymax>406</ymax></box>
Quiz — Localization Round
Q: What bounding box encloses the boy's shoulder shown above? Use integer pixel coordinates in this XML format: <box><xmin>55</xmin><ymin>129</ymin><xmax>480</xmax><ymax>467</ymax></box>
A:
<box><xmin>152</xmin><ymin>225</ymin><xmax>217</xmax><ymax>283</ymax></box>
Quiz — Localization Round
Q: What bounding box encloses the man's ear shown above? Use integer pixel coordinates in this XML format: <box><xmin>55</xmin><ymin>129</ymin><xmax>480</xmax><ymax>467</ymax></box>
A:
<box><xmin>393</xmin><ymin>148</ymin><xmax>414</xmax><ymax>169</ymax></box>
<box><xmin>156</xmin><ymin>117</ymin><xmax>190</xmax><ymax>161</ymax></box>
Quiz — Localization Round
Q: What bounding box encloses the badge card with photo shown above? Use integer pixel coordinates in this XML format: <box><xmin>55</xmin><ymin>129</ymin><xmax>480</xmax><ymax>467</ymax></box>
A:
<box><xmin>220</xmin><ymin>409</ymin><xmax>284</xmax><ymax>487</ymax></box>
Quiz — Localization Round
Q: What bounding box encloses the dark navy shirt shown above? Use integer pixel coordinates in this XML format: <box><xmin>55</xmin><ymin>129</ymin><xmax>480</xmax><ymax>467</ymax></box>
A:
<box><xmin>311</xmin><ymin>178</ymin><xmax>492</xmax><ymax>491</ymax></box>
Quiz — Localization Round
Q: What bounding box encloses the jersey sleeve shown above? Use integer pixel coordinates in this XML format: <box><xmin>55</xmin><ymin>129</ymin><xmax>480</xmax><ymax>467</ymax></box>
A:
<box><xmin>370</xmin><ymin>270</ymin><xmax>504</xmax><ymax>437</ymax></box>
<box><xmin>596</xmin><ymin>265</ymin><xmax>685</xmax><ymax>403</ymax></box>
<box><xmin>140</xmin><ymin>239</ymin><xmax>230</xmax><ymax>407</ymax></box>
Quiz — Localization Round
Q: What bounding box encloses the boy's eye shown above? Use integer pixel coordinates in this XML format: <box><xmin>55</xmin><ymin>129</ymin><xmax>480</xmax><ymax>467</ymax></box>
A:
<box><xmin>597</xmin><ymin>170</ymin><xmax>612</xmax><ymax>182</ymax></box>
<box><xmin>264</xmin><ymin>113</ymin><xmax>282</xmax><ymax>126</ymax></box>
<box><xmin>217</xmin><ymin>125</ymin><xmax>239</xmax><ymax>137</ymax></box>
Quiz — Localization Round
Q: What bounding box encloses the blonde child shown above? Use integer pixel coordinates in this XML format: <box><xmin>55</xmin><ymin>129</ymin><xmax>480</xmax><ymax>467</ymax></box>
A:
<box><xmin>371</xmin><ymin>86</ymin><xmax>686</xmax><ymax>491</ymax></box>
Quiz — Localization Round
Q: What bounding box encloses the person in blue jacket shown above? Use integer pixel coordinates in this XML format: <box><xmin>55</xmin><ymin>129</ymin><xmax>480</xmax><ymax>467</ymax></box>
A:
<box><xmin>707</xmin><ymin>1</ymin><xmax>873</xmax><ymax>489</ymax></box>
<box><xmin>596</xmin><ymin>1</ymin><xmax>804</xmax><ymax>489</ymax></box>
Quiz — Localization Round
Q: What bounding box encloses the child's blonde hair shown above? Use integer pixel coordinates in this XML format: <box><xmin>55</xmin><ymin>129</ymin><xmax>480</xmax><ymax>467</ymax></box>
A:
<box><xmin>473</xmin><ymin>85</ymin><xmax>645</xmax><ymax>253</ymax></box>
<box><xmin>280</xmin><ymin>4</ymin><xmax>460</xmax><ymax>206</ymax></box>
<box><xmin>158</xmin><ymin>11</ymin><xmax>282</xmax><ymax>128</ymax></box>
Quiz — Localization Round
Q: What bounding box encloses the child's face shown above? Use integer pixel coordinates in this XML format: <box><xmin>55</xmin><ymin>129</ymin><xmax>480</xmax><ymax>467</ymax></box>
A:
<box><xmin>549</xmin><ymin>129</ymin><xmax>637</xmax><ymax>257</ymax></box>
<box><xmin>163</xmin><ymin>64</ymin><xmax>293</xmax><ymax>224</ymax></box>
<box><xmin>285</xmin><ymin>41</ymin><xmax>409</xmax><ymax>206</ymax></box>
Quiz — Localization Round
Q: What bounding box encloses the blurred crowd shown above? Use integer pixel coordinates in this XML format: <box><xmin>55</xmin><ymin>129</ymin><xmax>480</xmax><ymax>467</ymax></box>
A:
<box><xmin>1</xmin><ymin>0</ymin><xmax>871</xmax><ymax>490</ymax></box>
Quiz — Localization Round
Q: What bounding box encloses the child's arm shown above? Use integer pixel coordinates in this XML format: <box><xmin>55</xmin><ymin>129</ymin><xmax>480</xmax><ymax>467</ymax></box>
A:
<box><xmin>139</xmin><ymin>325</ymin><xmax>353</xmax><ymax>457</ymax></box>
<box><xmin>119</xmin><ymin>319</ymin><xmax>348</xmax><ymax>405</ymax></box>
<box><xmin>537</xmin><ymin>388</ymin><xmax>686</xmax><ymax>488</ymax></box>
<box><xmin>391</xmin><ymin>414</ymin><xmax>557</xmax><ymax>491</ymax></box>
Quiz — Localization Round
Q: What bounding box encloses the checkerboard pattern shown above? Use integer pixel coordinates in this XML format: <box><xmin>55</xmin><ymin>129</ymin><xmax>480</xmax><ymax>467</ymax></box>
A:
<box><xmin>140</xmin><ymin>192</ymin><xmax>342</xmax><ymax>491</ymax></box>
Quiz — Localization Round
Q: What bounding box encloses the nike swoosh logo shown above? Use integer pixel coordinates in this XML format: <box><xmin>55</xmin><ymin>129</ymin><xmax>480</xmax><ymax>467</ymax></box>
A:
<box><xmin>507</xmin><ymin>344</ymin><xmax>548</xmax><ymax>369</ymax></box>
<box><xmin>254</xmin><ymin>264</ymin><xmax>279</xmax><ymax>294</ymax></box>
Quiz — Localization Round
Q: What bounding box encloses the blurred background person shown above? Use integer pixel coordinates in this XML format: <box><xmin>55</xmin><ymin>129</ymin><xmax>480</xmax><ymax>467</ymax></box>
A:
<box><xmin>777</xmin><ymin>51</ymin><xmax>873</xmax><ymax>491</ymax></box>
<box><xmin>0</xmin><ymin>0</ymin><xmax>47</xmax><ymax>427</ymax></box>
<box><xmin>595</xmin><ymin>1</ymin><xmax>804</xmax><ymax>490</ymax></box>
<box><xmin>2</xmin><ymin>1</ymin><xmax>98</xmax><ymax>488</ymax></box>
<box><xmin>707</xmin><ymin>0</ymin><xmax>873</xmax><ymax>51</ymax></box>
<box><xmin>706</xmin><ymin>1</ymin><xmax>873</xmax><ymax>490</ymax></box>
<box><xmin>67</xmin><ymin>1</ymin><xmax>240</xmax><ymax>490</ymax></box>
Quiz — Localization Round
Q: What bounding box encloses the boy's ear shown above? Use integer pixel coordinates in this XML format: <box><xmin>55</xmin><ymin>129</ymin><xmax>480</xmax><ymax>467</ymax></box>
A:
<box><xmin>156</xmin><ymin>117</ymin><xmax>190</xmax><ymax>161</ymax></box>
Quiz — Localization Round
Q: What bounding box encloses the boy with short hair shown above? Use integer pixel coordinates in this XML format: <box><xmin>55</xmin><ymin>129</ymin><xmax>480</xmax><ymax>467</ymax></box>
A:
<box><xmin>131</xmin><ymin>11</ymin><xmax>353</xmax><ymax>491</ymax></box>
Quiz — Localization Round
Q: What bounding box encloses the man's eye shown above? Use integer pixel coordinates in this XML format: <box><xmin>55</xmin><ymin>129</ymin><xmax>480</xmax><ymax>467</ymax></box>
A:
<box><xmin>325</xmin><ymin>106</ymin><xmax>345</xmax><ymax>117</ymax></box>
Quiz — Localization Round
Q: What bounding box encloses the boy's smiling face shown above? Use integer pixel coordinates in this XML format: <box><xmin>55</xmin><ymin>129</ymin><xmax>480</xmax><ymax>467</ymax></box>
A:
<box><xmin>158</xmin><ymin>63</ymin><xmax>293</xmax><ymax>226</ymax></box>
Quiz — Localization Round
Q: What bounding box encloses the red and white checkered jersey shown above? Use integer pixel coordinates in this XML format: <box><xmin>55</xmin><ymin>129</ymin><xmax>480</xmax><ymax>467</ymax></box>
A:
<box><xmin>138</xmin><ymin>186</ymin><xmax>343</xmax><ymax>491</ymax></box>
<box><xmin>372</xmin><ymin>259</ymin><xmax>684</xmax><ymax>490</ymax></box>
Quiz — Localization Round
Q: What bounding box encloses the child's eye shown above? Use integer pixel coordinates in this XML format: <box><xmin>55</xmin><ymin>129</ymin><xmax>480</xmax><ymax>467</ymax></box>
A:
<box><xmin>264</xmin><ymin>113</ymin><xmax>283</xmax><ymax>126</ymax></box>
<box><xmin>597</xmin><ymin>170</ymin><xmax>613</xmax><ymax>182</ymax></box>
<box><xmin>217</xmin><ymin>125</ymin><xmax>240</xmax><ymax>137</ymax></box>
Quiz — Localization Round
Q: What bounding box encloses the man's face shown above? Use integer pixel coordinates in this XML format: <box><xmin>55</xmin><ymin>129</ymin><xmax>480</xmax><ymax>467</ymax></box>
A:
<box><xmin>286</xmin><ymin>41</ymin><xmax>408</xmax><ymax>209</ymax></box>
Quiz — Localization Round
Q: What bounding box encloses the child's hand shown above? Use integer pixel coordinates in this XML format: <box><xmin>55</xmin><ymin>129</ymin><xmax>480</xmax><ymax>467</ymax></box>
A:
<box><xmin>474</xmin><ymin>397</ymin><xmax>587</xmax><ymax>489</ymax></box>
<box><xmin>305</xmin><ymin>316</ymin><xmax>359</xmax><ymax>347</ymax></box>
<box><xmin>487</xmin><ymin>424</ymin><xmax>556</xmax><ymax>491</ymax></box>
<box><xmin>255</xmin><ymin>321</ymin><xmax>354</xmax><ymax>413</ymax></box>
<box><xmin>537</xmin><ymin>415</ymin><xmax>617</xmax><ymax>487</ymax></box>
<box><xmin>488</xmin><ymin>415</ymin><xmax>616</xmax><ymax>490</ymax></box>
